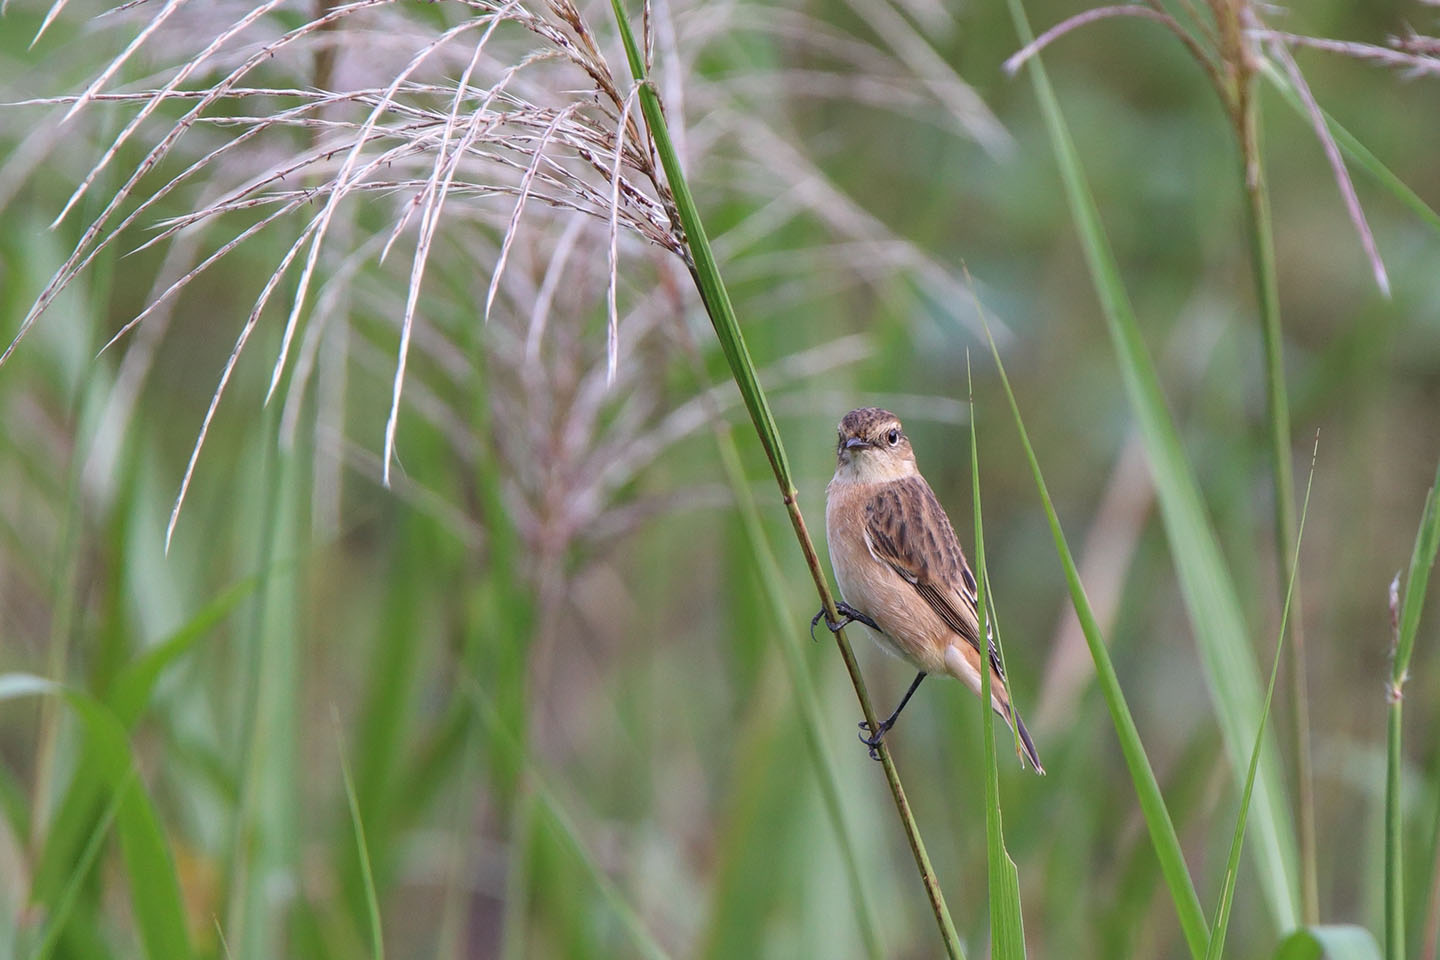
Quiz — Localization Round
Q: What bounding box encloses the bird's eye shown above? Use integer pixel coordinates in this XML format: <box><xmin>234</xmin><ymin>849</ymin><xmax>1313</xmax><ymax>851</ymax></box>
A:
<box><xmin>887</xmin><ymin>429</ymin><xmax>900</xmax><ymax>446</ymax></box>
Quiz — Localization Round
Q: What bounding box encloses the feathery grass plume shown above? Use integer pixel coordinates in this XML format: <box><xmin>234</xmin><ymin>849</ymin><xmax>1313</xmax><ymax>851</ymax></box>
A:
<box><xmin>5</xmin><ymin>0</ymin><xmax>998</xmax><ymax>553</ymax></box>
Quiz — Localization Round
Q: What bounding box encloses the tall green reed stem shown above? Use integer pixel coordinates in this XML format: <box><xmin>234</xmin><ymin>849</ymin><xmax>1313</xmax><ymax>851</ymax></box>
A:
<box><xmin>607</xmin><ymin>3</ymin><xmax>962</xmax><ymax>955</ymax></box>
<box><xmin>1386</xmin><ymin>456</ymin><xmax>1440</xmax><ymax>960</ymax></box>
<box><xmin>1235</xmin><ymin>65</ymin><xmax>1319</xmax><ymax>928</ymax></box>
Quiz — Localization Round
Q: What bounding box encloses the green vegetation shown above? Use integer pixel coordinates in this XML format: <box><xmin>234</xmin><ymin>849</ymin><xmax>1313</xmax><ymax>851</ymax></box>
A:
<box><xmin>0</xmin><ymin>0</ymin><xmax>1437</xmax><ymax>957</ymax></box>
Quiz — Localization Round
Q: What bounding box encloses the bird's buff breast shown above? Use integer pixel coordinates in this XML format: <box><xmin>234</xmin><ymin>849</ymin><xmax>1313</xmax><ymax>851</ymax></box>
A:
<box><xmin>825</xmin><ymin>480</ymin><xmax>950</xmax><ymax>675</ymax></box>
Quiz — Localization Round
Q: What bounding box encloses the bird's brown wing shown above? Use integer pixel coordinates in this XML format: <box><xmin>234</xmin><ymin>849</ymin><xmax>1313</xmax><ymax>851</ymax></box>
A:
<box><xmin>864</xmin><ymin>477</ymin><xmax>1004</xmax><ymax>679</ymax></box>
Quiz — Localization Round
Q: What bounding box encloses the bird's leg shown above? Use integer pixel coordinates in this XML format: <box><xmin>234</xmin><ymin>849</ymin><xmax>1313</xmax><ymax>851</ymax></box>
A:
<box><xmin>858</xmin><ymin>672</ymin><xmax>927</xmax><ymax>760</ymax></box>
<box><xmin>808</xmin><ymin>601</ymin><xmax>880</xmax><ymax>642</ymax></box>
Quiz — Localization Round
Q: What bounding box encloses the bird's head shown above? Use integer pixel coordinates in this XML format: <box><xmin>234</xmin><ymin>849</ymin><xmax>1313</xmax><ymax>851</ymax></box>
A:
<box><xmin>833</xmin><ymin>407</ymin><xmax>918</xmax><ymax>483</ymax></box>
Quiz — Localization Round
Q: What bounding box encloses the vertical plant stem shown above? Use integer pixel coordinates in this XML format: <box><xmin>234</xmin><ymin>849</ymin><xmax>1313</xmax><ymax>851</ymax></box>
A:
<box><xmin>606</xmin><ymin>4</ymin><xmax>962</xmax><ymax>955</ymax></box>
<box><xmin>1388</xmin><ymin>703</ymin><xmax>1406</xmax><ymax>960</ymax></box>
<box><xmin>1387</xmin><ymin>455</ymin><xmax>1440</xmax><ymax>960</ymax></box>
<box><xmin>1237</xmin><ymin>94</ymin><xmax>1319</xmax><ymax>925</ymax></box>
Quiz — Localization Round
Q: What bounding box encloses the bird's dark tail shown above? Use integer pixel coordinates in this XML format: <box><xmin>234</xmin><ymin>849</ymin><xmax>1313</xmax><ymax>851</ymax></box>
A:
<box><xmin>1009</xmin><ymin>707</ymin><xmax>1045</xmax><ymax>776</ymax></box>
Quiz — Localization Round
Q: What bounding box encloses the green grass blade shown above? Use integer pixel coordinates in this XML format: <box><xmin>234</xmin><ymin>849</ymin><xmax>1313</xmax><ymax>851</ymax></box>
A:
<box><xmin>336</xmin><ymin>716</ymin><xmax>385</xmax><ymax>960</ymax></box>
<box><xmin>1275</xmin><ymin>925</ymin><xmax>1384</xmax><ymax>960</ymax></box>
<box><xmin>108</xmin><ymin>574</ymin><xmax>260</xmax><ymax>726</ymax></box>
<box><xmin>1207</xmin><ymin>442</ymin><xmax>1318</xmax><ymax>960</ymax></box>
<box><xmin>30</xmin><ymin>575</ymin><xmax>258</xmax><ymax>918</ymax></box>
<box><xmin>1385</xmin><ymin>453</ymin><xmax>1440</xmax><ymax>960</ymax></box>
<box><xmin>1002</xmin><ymin>0</ymin><xmax>1300</xmax><ymax>930</ymax></box>
<box><xmin>969</xmin><ymin>358</ymin><xmax>1026</xmax><ymax>960</ymax></box>
<box><xmin>31</xmin><ymin>769</ymin><xmax>130</xmax><ymax>960</ymax></box>
<box><xmin>981</xmin><ymin>321</ymin><xmax>1210</xmax><ymax>959</ymax></box>
<box><xmin>1260</xmin><ymin>62</ymin><xmax>1440</xmax><ymax>237</ymax></box>
<box><xmin>1</xmin><ymin>674</ymin><xmax>193</xmax><ymax>960</ymax></box>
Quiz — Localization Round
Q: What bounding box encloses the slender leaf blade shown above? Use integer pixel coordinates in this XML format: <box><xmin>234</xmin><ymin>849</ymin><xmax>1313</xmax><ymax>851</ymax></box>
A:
<box><xmin>970</xmin><ymin>359</ymin><xmax>1026</xmax><ymax>960</ymax></box>
<box><xmin>981</xmin><ymin>319</ymin><xmax>1210</xmax><ymax>959</ymax></box>
<box><xmin>605</xmin><ymin>4</ymin><xmax>963</xmax><ymax>956</ymax></box>
<box><xmin>338</xmin><ymin>719</ymin><xmax>385</xmax><ymax>960</ymax></box>
<box><xmin>1002</xmin><ymin>0</ymin><xmax>1300</xmax><ymax>929</ymax></box>
<box><xmin>1</xmin><ymin>675</ymin><xmax>193</xmax><ymax>960</ymax></box>
<box><xmin>1207</xmin><ymin>443</ymin><xmax>1318</xmax><ymax>959</ymax></box>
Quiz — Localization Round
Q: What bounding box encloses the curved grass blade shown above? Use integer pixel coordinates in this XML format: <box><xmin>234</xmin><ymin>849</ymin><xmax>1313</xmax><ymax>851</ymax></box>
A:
<box><xmin>1002</xmin><ymin>0</ymin><xmax>1300</xmax><ymax>930</ymax></box>
<box><xmin>1275</xmin><ymin>925</ymin><xmax>1384</xmax><ymax>960</ymax></box>
<box><xmin>980</xmin><ymin>318</ymin><xmax>1210</xmax><ymax>959</ymax></box>
<box><xmin>30</xmin><ymin>770</ymin><xmax>132</xmax><ymax>960</ymax></box>
<box><xmin>1</xmin><ymin>674</ymin><xmax>193</xmax><ymax>960</ymax></box>
<box><xmin>108</xmin><ymin>573</ymin><xmax>261</xmax><ymax>725</ymax></box>
<box><xmin>32</xmin><ymin>574</ymin><xmax>259</xmax><ymax>915</ymax></box>
<box><xmin>1207</xmin><ymin>439</ymin><xmax>1319</xmax><ymax>960</ymax></box>
<box><xmin>969</xmin><ymin>357</ymin><xmax>1026</xmax><ymax>960</ymax></box>
<box><xmin>1386</xmin><ymin>453</ymin><xmax>1440</xmax><ymax>960</ymax></box>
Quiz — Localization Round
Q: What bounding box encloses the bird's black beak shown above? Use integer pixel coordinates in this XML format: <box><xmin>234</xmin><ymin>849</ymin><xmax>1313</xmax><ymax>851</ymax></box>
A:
<box><xmin>844</xmin><ymin>437</ymin><xmax>871</xmax><ymax>450</ymax></box>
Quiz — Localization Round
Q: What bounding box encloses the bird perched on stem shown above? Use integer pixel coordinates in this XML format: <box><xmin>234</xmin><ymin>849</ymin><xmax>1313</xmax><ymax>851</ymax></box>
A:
<box><xmin>814</xmin><ymin>407</ymin><xmax>1043</xmax><ymax>772</ymax></box>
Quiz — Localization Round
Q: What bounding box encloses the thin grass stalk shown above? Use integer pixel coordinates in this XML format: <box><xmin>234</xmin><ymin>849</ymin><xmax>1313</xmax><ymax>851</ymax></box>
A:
<box><xmin>498</xmin><ymin>789</ymin><xmax>535</xmax><ymax>960</ymax></box>
<box><xmin>1235</xmin><ymin>63</ymin><xmax>1320</xmax><ymax>928</ymax></box>
<box><xmin>980</xmin><ymin>314</ymin><xmax>1211</xmax><ymax>960</ymax></box>
<box><xmin>1205</xmin><ymin>438</ymin><xmax>1316</xmax><ymax>960</ymax></box>
<box><xmin>606</xmin><ymin>3</ymin><xmax>962</xmax><ymax>955</ymax></box>
<box><xmin>336</xmin><ymin>715</ymin><xmax>385</xmax><ymax>960</ymax></box>
<box><xmin>1386</xmin><ymin>455</ymin><xmax>1440</xmax><ymax>960</ymax></box>
<box><xmin>1389</xmin><ymin>698</ymin><xmax>1406</xmax><ymax>960</ymax></box>
<box><xmin>220</xmin><ymin>401</ymin><xmax>289</xmax><ymax>955</ymax></box>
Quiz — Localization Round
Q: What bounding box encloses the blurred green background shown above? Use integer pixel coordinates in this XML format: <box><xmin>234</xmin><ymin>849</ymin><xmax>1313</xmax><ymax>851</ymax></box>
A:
<box><xmin>1</xmin><ymin>0</ymin><xmax>1438</xmax><ymax>957</ymax></box>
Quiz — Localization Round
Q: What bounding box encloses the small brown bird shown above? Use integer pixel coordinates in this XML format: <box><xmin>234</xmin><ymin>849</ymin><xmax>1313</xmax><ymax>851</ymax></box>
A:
<box><xmin>815</xmin><ymin>407</ymin><xmax>1043</xmax><ymax>772</ymax></box>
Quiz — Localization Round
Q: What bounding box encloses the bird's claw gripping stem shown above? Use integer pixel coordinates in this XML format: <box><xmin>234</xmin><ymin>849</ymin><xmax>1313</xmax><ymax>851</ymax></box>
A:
<box><xmin>858</xmin><ymin>719</ymin><xmax>893</xmax><ymax>761</ymax></box>
<box><xmin>808</xmin><ymin>601</ymin><xmax>879</xmax><ymax>642</ymax></box>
